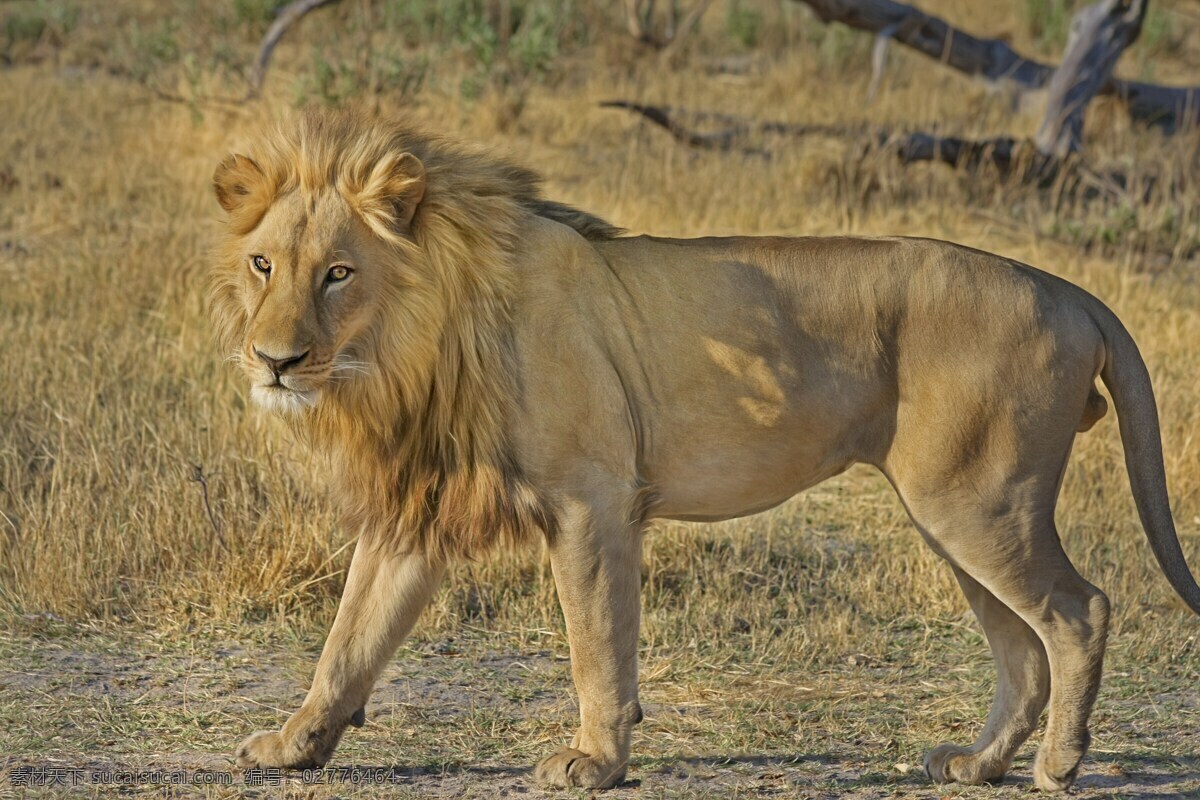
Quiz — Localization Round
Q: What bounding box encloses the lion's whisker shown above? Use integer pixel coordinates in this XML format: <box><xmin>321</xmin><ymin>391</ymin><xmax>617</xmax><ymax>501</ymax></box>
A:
<box><xmin>332</xmin><ymin>359</ymin><xmax>373</xmax><ymax>376</ymax></box>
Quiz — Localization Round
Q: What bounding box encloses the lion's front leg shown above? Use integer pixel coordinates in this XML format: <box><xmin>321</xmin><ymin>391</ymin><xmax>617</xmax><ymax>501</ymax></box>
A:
<box><xmin>534</xmin><ymin>495</ymin><xmax>644</xmax><ymax>790</ymax></box>
<box><xmin>236</xmin><ymin>540</ymin><xmax>444</xmax><ymax>770</ymax></box>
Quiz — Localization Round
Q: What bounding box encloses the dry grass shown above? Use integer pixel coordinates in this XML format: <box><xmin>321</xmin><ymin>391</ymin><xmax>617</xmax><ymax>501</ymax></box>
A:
<box><xmin>1</xmin><ymin>0</ymin><xmax>1199</xmax><ymax>796</ymax></box>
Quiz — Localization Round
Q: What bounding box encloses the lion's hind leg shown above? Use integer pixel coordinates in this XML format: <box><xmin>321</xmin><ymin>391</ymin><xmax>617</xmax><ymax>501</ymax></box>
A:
<box><xmin>905</xmin><ymin>499</ymin><xmax>1109</xmax><ymax>792</ymax></box>
<box><xmin>885</xmin><ymin>320</ymin><xmax>1111</xmax><ymax>791</ymax></box>
<box><xmin>924</xmin><ymin>566</ymin><xmax>1050</xmax><ymax>785</ymax></box>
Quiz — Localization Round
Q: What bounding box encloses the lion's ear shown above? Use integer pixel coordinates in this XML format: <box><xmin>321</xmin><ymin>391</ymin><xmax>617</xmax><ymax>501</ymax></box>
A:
<box><xmin>213</xmin><ymin>154</ymin><xmax>267</xmax><ymax>212</ymax></box>
<box><xmin>354</xmin><ymin>152</ymin><xmax>426</xmax><ymax>237</ymax></box>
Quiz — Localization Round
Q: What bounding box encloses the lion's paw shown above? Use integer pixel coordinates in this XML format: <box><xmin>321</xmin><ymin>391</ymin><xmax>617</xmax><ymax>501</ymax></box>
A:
<box><xmin>1033</xmin><ymin>751</ymin><xmax>1081</xmax><ymax>792</ymax></box>
<box><xmin>235</xmin><ymin>729</ymin><xmax>323</xmax><ymax>770</ymax></box>
<box><xmin>923</xmin><ymin>743</ymin><xmax>1006</xmax><ymax>786</ymax></box>
<box><xmin>533</xmin><ymin>746</ymin><xmax>627</xmax><ymax>789</ymax></box>
<box><xmin>235</xmin><ymin>730</ymin><xmax>284</xmax><ymax>769</ymax></box>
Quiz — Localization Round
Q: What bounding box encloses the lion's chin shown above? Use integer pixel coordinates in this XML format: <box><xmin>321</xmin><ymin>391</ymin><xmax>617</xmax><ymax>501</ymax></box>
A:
<box><xmin>251</xmin><ymin>384</ymin><xmax>320</xmax><ymax>415</ymax></box>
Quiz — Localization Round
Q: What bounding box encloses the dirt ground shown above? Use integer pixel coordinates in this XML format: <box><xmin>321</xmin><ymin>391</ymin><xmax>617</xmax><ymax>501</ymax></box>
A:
<box><xmin>3</xmin><ymin>625</ymin><xmax>1198</xmax><ymax>799</ymax></box>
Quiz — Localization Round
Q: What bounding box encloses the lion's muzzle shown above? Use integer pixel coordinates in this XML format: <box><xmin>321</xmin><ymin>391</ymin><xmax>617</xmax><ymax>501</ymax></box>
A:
<box><xmin>252</xmin><ymin>346</ymin><xmax>310</xmax><ymax>381</ymax></box>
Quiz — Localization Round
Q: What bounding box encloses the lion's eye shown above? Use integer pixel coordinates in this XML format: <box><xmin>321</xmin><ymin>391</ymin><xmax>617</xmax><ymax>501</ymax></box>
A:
<box><xmin>251</xmin><ymin>255</ymin><xmax>271</xmax><ymax>276</ymax></box>
<box><xmin>326</xmin><ymin>265</ymin><xmax>352</xmax><ymax>283</ymax></box>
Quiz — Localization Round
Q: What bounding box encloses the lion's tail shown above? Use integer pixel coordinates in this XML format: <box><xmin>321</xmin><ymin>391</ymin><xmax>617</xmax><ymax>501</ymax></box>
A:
<box><xmin>1092</xmin><ymin>300</ymin><xmax>1200</xmax><ymax>615</ymax></box>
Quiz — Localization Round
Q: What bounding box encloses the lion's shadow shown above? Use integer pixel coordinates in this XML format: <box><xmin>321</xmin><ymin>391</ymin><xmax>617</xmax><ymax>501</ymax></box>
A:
<box><xmin>336</xmin><ymin>751</ymin><xmax>1200</xmax><ymax>797</ymax></box>
<box><xmin>668</xmin><ymin>751</ymin><xmax>1200</xmax><ymax>797</ymax></box>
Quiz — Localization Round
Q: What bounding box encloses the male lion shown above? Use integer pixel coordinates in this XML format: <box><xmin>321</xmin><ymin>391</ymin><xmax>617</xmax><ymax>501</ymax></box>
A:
<box><xmin>212</xmin><ymin>109</ymin><xmax>1200</xmax><ymax>792</ymax></box>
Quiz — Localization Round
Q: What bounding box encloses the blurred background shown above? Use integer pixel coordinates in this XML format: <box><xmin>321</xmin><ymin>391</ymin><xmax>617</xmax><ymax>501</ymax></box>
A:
<box><xmin>0</xmin><ymin>1</ymin><xmax>1198</xmax><ymax>796</ymax></box>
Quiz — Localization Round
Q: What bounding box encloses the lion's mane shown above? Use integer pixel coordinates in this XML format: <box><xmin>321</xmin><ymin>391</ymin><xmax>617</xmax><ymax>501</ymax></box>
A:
<box><xmin>210</xmin><ymin>110</ymin><xmax>620</xmax><ymax>559</ymax></box>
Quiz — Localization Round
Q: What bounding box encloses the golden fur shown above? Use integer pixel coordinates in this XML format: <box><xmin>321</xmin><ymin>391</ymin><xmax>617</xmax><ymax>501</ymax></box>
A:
<box><xmin>212</xmin><ymin>109</ymin><xmax>1200</xmax><ymax>793</ymax></box>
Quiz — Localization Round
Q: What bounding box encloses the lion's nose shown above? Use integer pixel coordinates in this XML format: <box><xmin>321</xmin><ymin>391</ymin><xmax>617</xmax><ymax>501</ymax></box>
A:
<box><xmin>253</xmin><ymin>347</ymin><xmax>310</xmax><ymax>379</ymax></box>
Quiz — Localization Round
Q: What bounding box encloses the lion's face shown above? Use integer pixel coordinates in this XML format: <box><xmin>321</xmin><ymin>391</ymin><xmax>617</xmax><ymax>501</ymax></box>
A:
<box><xmin>230</xmin><ymin>193</ymin><xmax>386</xmax><ymax>413</ymax></box>
<box><xmin>212</xmin><ymin>148</ymin><xmax>427</xmax><ymax>416</ymax></box>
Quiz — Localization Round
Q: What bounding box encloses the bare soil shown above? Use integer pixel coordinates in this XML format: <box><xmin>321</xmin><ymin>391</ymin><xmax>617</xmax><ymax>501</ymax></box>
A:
<box><xmin>2</xmin><ymin>625</ymin><xmax>1198</xmax><ymax>799</ymax></box>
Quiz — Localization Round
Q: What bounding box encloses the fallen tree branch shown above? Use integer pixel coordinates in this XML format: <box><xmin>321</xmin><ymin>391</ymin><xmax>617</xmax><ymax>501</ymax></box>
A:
<box><xmin>605</xmin><ymin>100</ymin><xmax>1196</xmax><ymax>207</ymax></box>
<box><xmin>801</xmin><ymin>0</ymin><xmax>1056</xmax><ymax>88</ymax></box>
<box><xmin>610</xmin><ymin>100</ymin><xmax>1190</xmax><ymax>218</ymax></box>
<box><xmin>604</xmin><ymin>99</ymin><xmax>1090</xmax><ymax>185</ymax></box>
<box><xmin>889</xmin><ymin>132</ymin><xmax>1061</xmax><ymax>179</ymax></box>
<box><xmin>246</xmin><ymin>0</ymin><xmax>344</xmax><ymax>101</ymax></box>
<box><xmin>789</xmin><ymin>0</ymin><xmax>1199</xmax><ymax>132</ymax></box>
<box><xmin>794</xmin><ymin>0</ymin><xmax>1054</xmax><ymax>89</ymax></box>
<box><xmin>599</xmin><ymin>100</ymin><xmax>868</xmax><ymax>151</ymax></box>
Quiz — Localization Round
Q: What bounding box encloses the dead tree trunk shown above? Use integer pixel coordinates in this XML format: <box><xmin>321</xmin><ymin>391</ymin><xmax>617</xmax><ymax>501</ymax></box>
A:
<box><xmin>1036</xmin><ymin>0</ymin><xmax>1147</xmax><ymax>156</ymax></box>
<box><xmin>789</xmin><ymin>0</ymin><xmax>1198</xmax><ymax>133</ymax></box>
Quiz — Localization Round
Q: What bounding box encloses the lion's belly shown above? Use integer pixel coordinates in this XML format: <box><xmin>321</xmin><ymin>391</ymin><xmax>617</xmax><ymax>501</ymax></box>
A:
<box><xmin>645</xmin><ymin>413</ymin><xmax>859</xmax><ymax>522</ymax></box>
<box><xmin>652</xmin><ymin>466</ymin><xmax>848</xmax><ymax>523</ymax></box>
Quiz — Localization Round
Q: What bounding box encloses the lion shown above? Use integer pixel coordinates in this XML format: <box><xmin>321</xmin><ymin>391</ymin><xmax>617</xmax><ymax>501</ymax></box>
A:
<box><xmin>211</xmin><ymin>109</ymin><xmax>1200</xmax><ymax>792</ymax></box>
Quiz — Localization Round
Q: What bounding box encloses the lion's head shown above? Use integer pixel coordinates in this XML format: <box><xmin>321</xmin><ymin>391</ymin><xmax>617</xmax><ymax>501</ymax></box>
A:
<box><xmin>212</xmin><ymin>156</ymin><xmax>416</xmax><ymax>414</ymax></box>
<box><xmin>211</xmin><ymin>114</ymin><xmax>455</xmax><ymax>423</ymax></box>
<box><xmin>210</xmin><ymin>110</ymin><xmax>612</xmax><ymax>556</ymax></box>
<box><xmin>212</xmin><ymin>111</ymin><xmax>617</xmax><ymax>424</ymax></box>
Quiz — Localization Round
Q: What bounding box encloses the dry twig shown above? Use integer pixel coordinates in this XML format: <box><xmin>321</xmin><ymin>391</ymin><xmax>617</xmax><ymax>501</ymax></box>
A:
<box><xmin>189</xmin><ymin>463</ymin><xmax>227</xmax><ymax>554</ymax></box>
<box><xmin>246</xmin><ymin>0</ymin><xmax>344</xmax><ymax>101</ymax></box>
<box><xmin>624</xmin><ymin>0</ymin><xmax>714</xmax><ymax>52</ymax></box>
